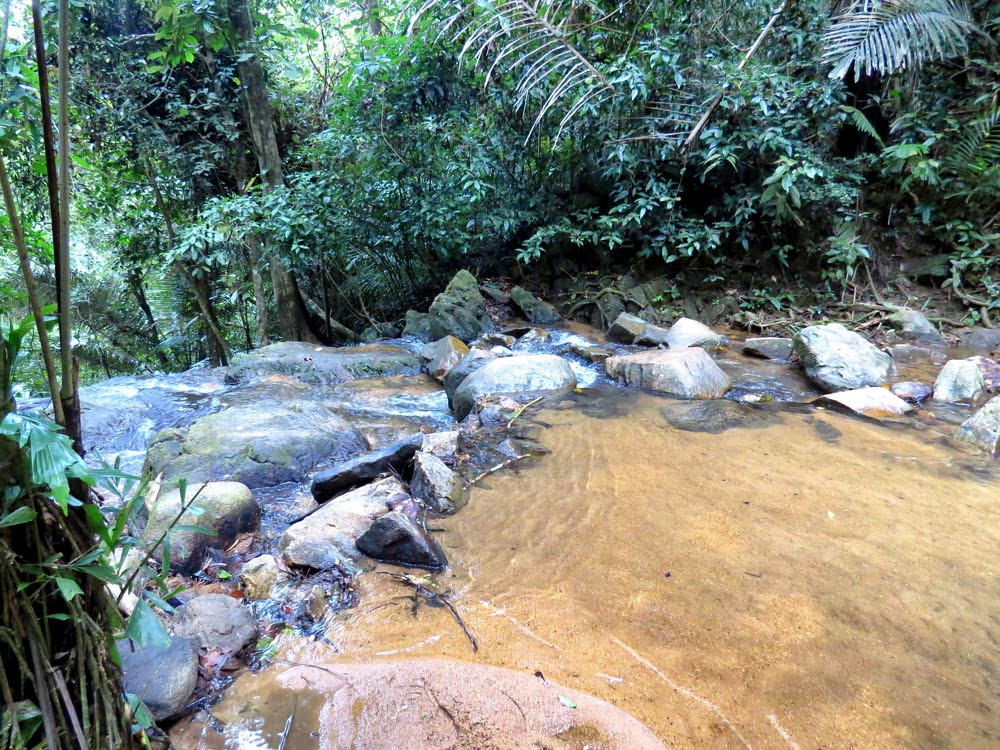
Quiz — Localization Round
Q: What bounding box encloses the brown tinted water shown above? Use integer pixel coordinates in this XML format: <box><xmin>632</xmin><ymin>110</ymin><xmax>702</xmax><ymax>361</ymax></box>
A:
<box><xmin>175</xmin><ymin>389</ymin><xmax>999</xmax><ymax>749</ymax></box>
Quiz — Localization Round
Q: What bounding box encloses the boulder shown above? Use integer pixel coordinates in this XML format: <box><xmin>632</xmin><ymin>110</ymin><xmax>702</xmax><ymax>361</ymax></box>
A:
<box><xmin>444</xmin><ymin>349</ymin><xmax>498</xmax><ymax>404</ymax></box>
<box><xmin>452</xmin><ymin>355</ymin><xmax>577</xmax><ymax>421</ymax></box>
<box><xmin>962</xmin><ymin>328</ymin><xmax>1000</xmax><ymax>351</ymax></box>
<box><xmin>792</xmin><ymin>323</ymin><xmax>893</xmax><ymax>392</ymax></box>
<box><xmin>566</xmin><ymin>343</ymin><xmax>615</xmax><ymax>362</ymax></box>
<box><xmin>635</xmin><ymin>324</ymin><xmax>671</xmax><ymax>347</ymax></box>
<box><xmin>887</xmin><ymin>309</ymin><xmax>944</xmax><ymax>343</ymax></box>
<box><xmin>225</xmin><ymin>341</ymin><xmax>420</xmax><ymax>385</ymax></box>
<box><xmin>119</xmin><ymin>636</ymin><xmax>199</xmax><ymax>721</ymax></box>
<box><xmin>661</xmin><ymin>399</ymin><xmax>781</xmax><ymax>433</ymax></box>
<box><xmin>428</xmin><ymin>270</ymin><xmax>491</xmax><ymax>341</ymax></box>
<box><xmin>403</xmin><ymin>310</ymin><xmax>432</xmax><ymax>342</ymax></box>
<box><xmin>280</xmin><ymin>477</ymin><xmax>407</xmax><ymax>573</ymax></box>
<box><xmin>891</xmin><ymin>381</ymin><xmax>934</xmax><ymax>403</ymax></box>
<box><xmin>817</xmin><ymin>388</ymin><xmax>913</xmax><ymax>418</ymax></box>
<box><xmin>933</xmin><ymin>359</ymin><xmax>986</xmax><ymax>403</ymax></box>
<box><xmin>664</xmin><ymin>317</ymin><xmax>726</xmax><ymax>350</ymax></box>
<box><xmin>955</xmin><ymin>396</ymin><xmax>1000</xmax><ymax>453</ymax></box>
<box><xmin>421</xmin><ymin>430</ymin><xmax>460</xmax><ymax>462</ymax></box>
<box><xmin>140</xmin><ymin>482</ymin><xmax>258</xmax><ymax>575</ymax></box>
<box><xmin>312</xmin><ymin>433</ymin><xmax>423</xmax><ymax>502</ymax></box>
<box><xmin>239</xmin><ymin>555</ymin><xmax>284</xmax><ymax>601</ymax></box>
<box><xmin>411</xmin><ymin>451</ymin><xmax>468</xmax><ymax>514</ymax></box>
<box><xmin>355</xmin><ymin>511</ymin><xmax>447</xmax><ymax>569</ymax></box>
<box><xmin>510</xmin><ymin>286</ymin><xmax>561</xmax><ymax>324</ymax></box>
<box><xmin>420</xmin><ymin>336</ymin><xmax>469</xmax><ymax>380</ymax></box>
<box><xmin>743</xmin><ymin>337</ymin><xmax>794</xmax><ymax>360</ymax></box>
<box><xmin>144</xmin><ymin>402</ymin><xmax>369</xmax><ymax>490</ymax></box>
<box><xmin>171</xmin><ymin>594</ymin><xmax>257</xmax><ymax>654</ymax></box>
<box><xmin>969</xmin><ymin>356</ymin><xmax>1000</xmax><ymax>391</ymax></box>
<box><xmin>607</xmin><ymin>313</ymin><xmax>647</xmax><ymax>343</ymax></box>
<box><xmin>605</xmin><ymin>348</ymin><xmax>731</xmax><ymax>399</ymax></box>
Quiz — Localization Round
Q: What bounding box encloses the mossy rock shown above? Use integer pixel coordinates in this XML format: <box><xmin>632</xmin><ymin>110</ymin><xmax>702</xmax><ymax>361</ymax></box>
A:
<box><xmin>428</xmin><ymin>270</ymin><xmax>490</xmax><ymax>342</ymax></box>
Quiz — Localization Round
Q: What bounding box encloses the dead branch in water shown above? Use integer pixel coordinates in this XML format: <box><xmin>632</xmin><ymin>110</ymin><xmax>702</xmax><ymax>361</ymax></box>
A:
<box><xmin>507</xmin><ymin>397</ymin><xmax>543</xmax><ymax>428</ymax></box>
<box><xmin>470</xmin><ymin>455</ymin><xmax>528</xmax><ymax>484</ymax></box>
<box><xmin>380</xmin><ymin>572</ymin><xmax>478</xmax><ymax>651</ymax></box>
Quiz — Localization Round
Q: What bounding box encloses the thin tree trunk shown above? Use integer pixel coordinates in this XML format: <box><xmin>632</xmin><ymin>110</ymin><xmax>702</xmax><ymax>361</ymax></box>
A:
<box><xmin>229</xmin><ymin>0</ymin><xmax>317</xmax><ymax>343</ymax></box>
<box><xmin>31</xmin><ymin>0</ymin><xmax>61</xmax><ymax>272</ymax></box>
<box><xmin>244</xmin><ymin>236</ymin><xmax>270</xmax><ymax>346</ymax></box>
<box><xmin>126</xmin><ymin>268</ymin><xmax>170</xmax><ymax>367</ymax></box>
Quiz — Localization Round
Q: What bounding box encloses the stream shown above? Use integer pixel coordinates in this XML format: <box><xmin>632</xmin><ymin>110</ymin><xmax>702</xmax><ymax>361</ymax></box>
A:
<box><xmin>68</xmin><ymin>324</ymin><xmax>999</xmax><ymax>749</ymax></box>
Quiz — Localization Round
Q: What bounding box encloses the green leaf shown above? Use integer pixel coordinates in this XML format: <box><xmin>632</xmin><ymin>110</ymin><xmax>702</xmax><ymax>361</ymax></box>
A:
<box><xmin>217</xmin><ymin>570</ymin><xmax>232</xmax><ymax>580</ymax></box>
<box><xmin>125</xmin><ymin>694</ymin><xmax>155</xmax><ymax>730</ymax></box>
<box><xmin>557</xmin><ymin>695</ymin><xmax>577</xmax><ymax>709</ymax></box>
<box><xmin>54</xmin><ymin>576</ymin><xmax>84</xmax><ymax>602</ymax></box>
<box><xmin>123</xmin><ymin>599</ymin><xmax>171</xmax><ymax>649</ymax></box>
<box><xmin>0</xmin><ymin>506</ymin><xmax>36</xmax><ymax>528</ymax></box>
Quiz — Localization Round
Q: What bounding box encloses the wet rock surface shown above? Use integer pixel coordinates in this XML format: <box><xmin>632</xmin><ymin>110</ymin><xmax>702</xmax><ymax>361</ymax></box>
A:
<box><xmin>225</xmin><ymin>341</ymin><xmax>420</xmax><ymax>385</ymax></box>
<box><xmin>452</xmin><ymin>354</ymin><xmax>577</xmax><ymax>421</ymax></box>
<box><xmin>934</xmin><ymin>359</ymin><xmax>986</xmax><ymax>403</ymax></box>
<box><xmin>411</xmin><ymin>450</ymin><xmax>468</xmax><ymax>514</ymax></box>
<box><xmin>743</xmin><ymin>336</ymin><xmax>793</xmax><ymax>360</ymax></box>
<box><xmin>607</xmin><ymin>312</ymin><xmax>648</xmax><ymax>343</ymax></box>
<box><xmin>419</xmin><ymin>335</ymin><xmax>469</xmax><ymax>380</ymax></box>
<box><xmin>817</xmin><ymin>387</ymin><xmax>914</xmax><ymax>418</ymax></box>
<box><xmin>171</xmin><ymin>594</ymin><xmax>257</xmax><ymax>654</ymax></box>
<box><xmin>311</xmin><ymin>433</ymin><xmax>423</xmax><ymax>502</ymax></box>
<box><xmin>955</xmin><ymin>395</ymin><xmax>1000</xmax><ymax>453</ymax></box>
<box><xmin>606</xmin><ymin>348</ymin><xmax>731</xmax><ymax>398</ymax></box>
<box><xmin>887</xmin><ymin>308</ymin><xmax>944</xmax><ymax>343</ymax></box>
<box><xmin>793</xmin><ymin>323</ymin><xmax>893</xmax><ymax>392</ymax></box>
<box><xmin>664</xmin><ymin>317</ymin><xmax>726</xmax><ymax>350</ymax></box>
<box><xmin>510</xmin><ymin>285</ymin><xmax>561</xmax><ymax>323</ymax></box>
<box><xmin>662</xmin><ymin>398</ymin><xmax>782</xmax><ymax>433</ymax></box>
<box><xmin>119</xmin><ymin>637</ymin><xmax>199</xmax><ymax>721</ymax></box>
<box><xmin>355</xmin><ymin>511</ymin><xmax>448</xmax><ymax>569</ymax></box>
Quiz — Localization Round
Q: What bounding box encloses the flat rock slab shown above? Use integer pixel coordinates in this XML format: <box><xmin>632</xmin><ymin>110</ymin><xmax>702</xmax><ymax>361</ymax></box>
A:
<box><xmin>280</xmin><ymin>477</ymin><xmax>408</xmax><ymax>573</ymax></box>
<box><xmin>817</xmin><ymin>387</ymin><xmax>913</xmax><ymax>419</ymax></box>
<box><xmin>743</xmin><ymin>337</ymin><xmax>794</xmax><ymax>360</ymax></box>
<box><xmin>225</xmin><ymin>341</ymin><xmax>420</xmax><ymax>385</ymax></box>
<box><xmin>662</xmin><ymin>399</ymin><xmax>782</xmax><ymax>433</ymax></box>
<box><xmin>144</xmin><ymin>402</ymin><xmax>369</xmax><ymax>490</ymax></box>
<box><xmin>311</xmin><ymin>433</ymin><xmax>423</xmax><ymax>502</ymax></box>
<box><xmin>172</xmin><ymin>660</ymin><xmax>665</xmax><ymax>750</ymax></box>
<box><xmin>606</xmin><ymin>348</ymin><xmax>731</xmax><ymax>399</ymax></box>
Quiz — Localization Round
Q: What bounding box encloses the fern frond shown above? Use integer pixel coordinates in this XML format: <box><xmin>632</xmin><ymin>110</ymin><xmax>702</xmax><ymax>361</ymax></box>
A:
<box><xmin>824</xmin><ymin>0</ymin><xmax>974</xmax><ymax>80</ymax></box>
<box><xmin>946</xmin><ymin>100</ymin><xmax>1000</xmax><ymax>177</ymax></box>
<box><xmin>842</xmin><ymin>105</ymin><xmax>885</xmax><ymax>145</ymax></box>
<box><xmin>411</xmin><ymin>0</ymin><xmax>615</xmax><ymax>140</ymax></box>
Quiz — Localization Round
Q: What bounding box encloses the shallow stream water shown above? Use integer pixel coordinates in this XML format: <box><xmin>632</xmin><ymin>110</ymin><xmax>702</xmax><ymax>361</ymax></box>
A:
<box><xmin>172</xmin><ymin>384</ymin><xmax>999</xmax><ymax>749</ymax></box>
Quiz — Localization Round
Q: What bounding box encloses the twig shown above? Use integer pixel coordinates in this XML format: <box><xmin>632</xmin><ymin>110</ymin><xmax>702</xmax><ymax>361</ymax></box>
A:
<box><xmin>381</xmin><ymin>573</ymin><xmax>478</xmax><ymax>651</ymax></box>
<box><xmin>471</xmin><ymin>455</ymin><xmax>528</xmax><ymax>484</ymax></box>
<box><xmin>276</xmin><ymin>697</ymin><xmax>296</xmax><ymax>750</ymax></box>
<box><xmin>507</xmin><ymin>397</ymin><xmax>543</xmax><ymax>428</ymax></box>
<box><xmin>51</xmin><ymin>668</ymin><xmax>88</xmax><ymax>750</ymax></box>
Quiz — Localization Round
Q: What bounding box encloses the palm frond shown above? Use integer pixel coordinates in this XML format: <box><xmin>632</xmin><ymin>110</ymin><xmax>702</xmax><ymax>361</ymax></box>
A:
<box><xmin>824</xmin><ymin>0</ymin><xmax>974</xmax><ymax>80</ymax></box>
<box><xmin>410</xmin><ymin>0</ymin><xmax>615</xmax><ymax>140</ymax></box>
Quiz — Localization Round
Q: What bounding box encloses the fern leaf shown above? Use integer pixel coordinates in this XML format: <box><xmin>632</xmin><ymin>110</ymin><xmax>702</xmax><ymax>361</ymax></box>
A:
<box><xmin>824</xmin><ymin>0</ymin><xmax>974</xmax><ymax>80</ymax></box>
<box><xmin>842</xmin><ymin>105</ymin><xmax>885</xmax><ymax>146</ymax></box>
<box><xmin>946</xmin><ymin>100</ymin><xmax>1000</xmax><ymax>177</ymax></box>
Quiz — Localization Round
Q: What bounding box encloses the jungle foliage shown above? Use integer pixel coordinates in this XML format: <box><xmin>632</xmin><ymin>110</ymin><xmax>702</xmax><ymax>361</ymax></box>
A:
<box><xmin>1</xmin><ymin>0</ymin><xmax>998</xmax><ymax>387</ymax></box>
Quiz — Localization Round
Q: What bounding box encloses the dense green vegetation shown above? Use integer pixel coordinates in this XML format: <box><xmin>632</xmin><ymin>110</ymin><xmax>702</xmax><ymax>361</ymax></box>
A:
<box><xmin>1</xmin><ymin>0</ymin><xmax>998</xmax><ymax>386</ymax></box>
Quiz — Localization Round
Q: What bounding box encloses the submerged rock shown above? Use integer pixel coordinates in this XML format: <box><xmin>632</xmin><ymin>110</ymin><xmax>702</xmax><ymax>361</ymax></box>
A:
<box><xmin>605</xmin><ymin>348</ymin><xmax>731</xmax><ymax>399</ymax></box>
<box><xmin>119</xmin><ymin>636</ymin><xmax>199</xmax><ymax>721</ymax></box>
<box><xmin>954</xmin><ymin>395</ymin><xmax>1000</xmax><ymax>453</ymax></box>
<box><xmin>428</xmin><ymin>270</ymin><xmax>491</xmax><ymax>341</ymax></box>
<box><xmin>225</xmin><ymin>341</ymin><xmax>420</xmax><ymax>385</ymax></box>
<box><xmin>662</xmin><ymin>399</ymin><xmax>781</xmax><ymax>433</ymax></box>
<box><xmin>793</xmin><ymin>323</ymin><xmax>893</xmax><ymax>392</ymax></box>
<box><xmin>139</xmin><ymin>481</ymin><xmax>258</xmax><ymax>575</ymax></box>
<box><xmin>144</xmin><ymin>402</ymin><xmax>369</xmax><ymax>490</ymax></box>
<box><xmin>743</xmin><ymin>337</ymin><xmax>793</xmax><ymax>360</ymax></box>
<box><xmin>355</xmin><ymin>511</ymin><xmax>447</xmax><ymax>569</ymax></box>
<box><xmin>280</xmin><ymin>477</ymin><xmax>407</xmax><ymax>573</ymax></box>
<box><xmin>452</xmin><ymin>354</ymin><xmax>577</xmax><ymax>421</ymax></box>
<box><xmin>891</xmin><ymin>381</ymin><xmax>934</xmax><ymax>403</ymax></box>
<box><xmin>817</xmin><ymin>387</ymin><xmax>913</xmax><ymax>418</ymax></box>
<box><xmin>420</xmin><ymin>336</ymin><xmax>469</xmax><ymax>380</ymax></box>
<box><xmin>239</xmin><ymin>554</ymin><xmax>285</xmax><ymax>601</ymax></box>
<box><xmin>566</xmin><ymin>343</ymin><xmax>615</xmax><ymax>362</ymax></box>
<box><xmin>887</xmin><ymin>308</ymin><xmax>944</xmax><ymax>343</ymax></box>
<box><xmin>607</xmin><ymin>313</ymin><xmax>647</xmax><ymax>343</ymax></box>
<box><xmin>510</xmin><ymin>286</ymin><xmax>561</xmax><ymax>324</ymax></box>
<box><xmin>411</xmin><ymin>450</ymin><xmax>468</xmax><ymax>514</ymax></box>
<box><xmin>933</xmin><ymin>359</ymin><xmax>986</xmax><ymax>403</ymax></box>
<box><xmin>171</xmin><ymin>594</ymin><xmax>257</xmax><ymax>654</ymax></box>
<box><xmin>311</xmin><ymin>433</ymin><xmax>423</xmax><ymax>502</ymax></box>
<box><xmin>664</xmin><ymin>317</ymin><xmax>726</xmax><ymax>350</ymax></box>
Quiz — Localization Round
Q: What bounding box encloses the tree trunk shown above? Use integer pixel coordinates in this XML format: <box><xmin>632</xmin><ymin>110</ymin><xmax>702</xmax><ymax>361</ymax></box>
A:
<box><xmin>228</xmin><ymin>0</ymin><xmax>318</xmax><ymax>343</ymax></box>
<box><xmin>126</xmin><ymin>268</ymin><xmax>171</xmax><ymax>368</ymax></box>
<box><xmin>245</xmin><ymin>236</ymin><xmax>270</xmax><ymax>346</ymax></box>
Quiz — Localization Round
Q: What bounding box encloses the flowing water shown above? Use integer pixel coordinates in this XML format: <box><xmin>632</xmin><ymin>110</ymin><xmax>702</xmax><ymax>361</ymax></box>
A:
<box><xmin>172</xmin><ymin>384</ymin><xmax>999</xmax><ymax>749</ymax></box>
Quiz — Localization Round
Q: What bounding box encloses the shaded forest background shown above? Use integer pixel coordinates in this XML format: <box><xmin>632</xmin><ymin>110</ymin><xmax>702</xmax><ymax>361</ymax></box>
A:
<box><xmin>2</xmin><ymin>0</ymin><xmax>998</xmax><ymax>390</ymax></box>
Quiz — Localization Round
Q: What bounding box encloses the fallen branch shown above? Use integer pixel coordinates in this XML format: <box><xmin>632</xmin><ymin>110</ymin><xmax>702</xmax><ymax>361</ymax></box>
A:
<box><xmin>471</xmin><ymin>455</ymin><xmax>528</xmax><ymax>484</ymax></box>
<box><xmin>381</xmin><ymin>573</ymin><xmax>478</xmax><ymax>651</ymax></box>
<box><xmin>507</xmin><ymin>397</ymin><xmax>543</xmax><ymax>428</ymax></box>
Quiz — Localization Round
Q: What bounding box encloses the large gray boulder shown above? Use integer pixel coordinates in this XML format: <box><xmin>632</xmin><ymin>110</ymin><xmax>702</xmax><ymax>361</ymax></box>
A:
<box><xmin>402</xmin><ymin>310</ymin><xmax>432</xmax><ymax>342</ymax></box>
<box><xmin>119</xmin><ymin>636</ymin><xmax>199</xmax><ymax>721</ymax></box>
<box><xmin>955</xmin><ymin>396</ymin><xmax>1000</xmax><ymax>453</ymax></box>
<box><xmin>792</xmin><ymin>323</ymin><xmax>893</xmax><ymax>392</ymax></box>
<box><xmin>140</xmin><ymin>481</ymin><xmax>258</xmax><ymax>575</ymax></box>
<box><xmin>428</xmin><ymin>270</ymin><xmax>491</xmax><ymax>341</ymax></box>
<box><xmin>144</xmin><ymin>402</ymin><xmax>369</xmax><ymax>490</ymax></box>
<box><xmin>743</xmin><ymin>337</ymin><xmax>793</xmax><ymax>360</ymax></box>
<box><xmin>664</xmin><ymin>318</ymin><xmax>725</xmax><ymax>350</ymax></box>
<box><xmin>605</xmin><ymin>348</ymin><xmax>731</xmax><ymax>399</ymax></box>
<box><xmin>279</xmin><ymin>477</ymin><xmax>407</xmax><ymax>573</ymax></box>
<box><xmin>510</xmin><ymin>286</ymin><xmax>561</xmax><ymax>324</ymax></box>
<box><xmin>411</xmin><ymin>451</ymin><xmax>468</xmax><ymax>514</ymax></box>
<box><xmin>311</xmin><ymin>433</ymin><xmax>423</xmax><ymax>502</ymax></box>
<box><xmin>225</xmin><ymin>341</ymin><xmax>420</xmax><ymax>385</ymax></box>
<box><xmin>452</xmin><ymin>354</ymin><xmax>577</xmax><ymax>421</ymax></box>
<box><xmin>607</xmin><ymin>313</ymin><xmax>647</xmax><ymax>343</ymax></box>
<box><xmin>933</xmin><ymin>359</ymin><xmax>986</xmax><ymax>403</ymax></box>
<box><xmin>171</xmin><ymin>594</ymin><xmax>257</xmax><ymax>654</ymax></box>
<box><xmin>443</xmin><ymin>349</ymin><xmax>497</xmax><ymax>404</ymax></box>
<box><xmin>355</xmin><ymin>511</ymin><xmax>447</xmax><ymax>569</ymax></box>
<box><xmin>887</xmin><ymin>308</ymin><xmax>944</xmax><ymax>343</ymax></box>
